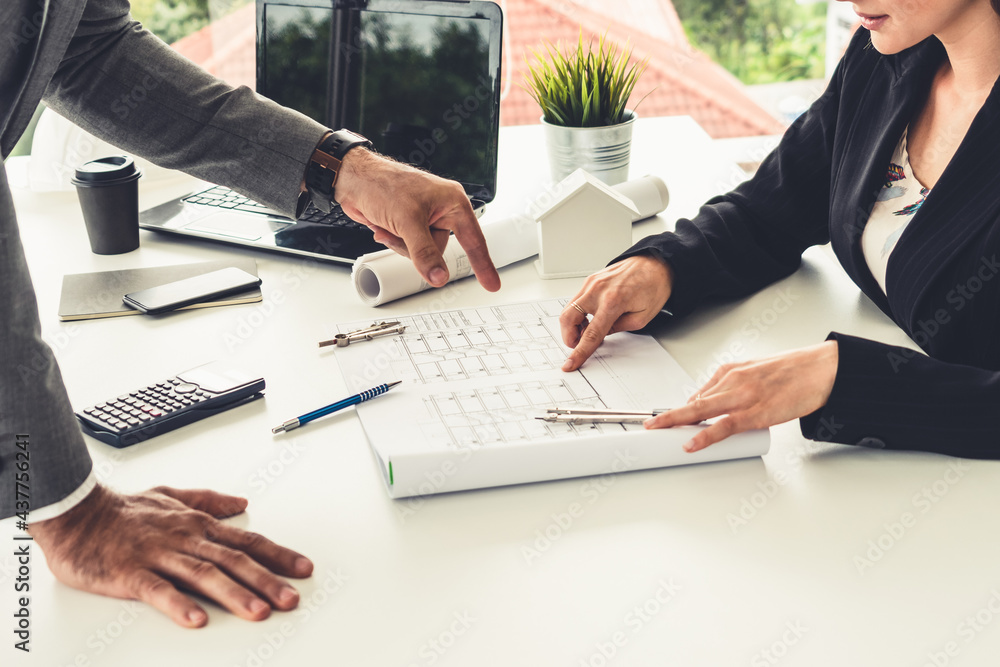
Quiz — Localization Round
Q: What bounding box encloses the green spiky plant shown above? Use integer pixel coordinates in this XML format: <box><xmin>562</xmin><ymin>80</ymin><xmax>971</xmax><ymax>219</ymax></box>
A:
<box><xmin>523</xmin><ymin>32</ymin><xmax>650</xmax><ymax>128</ymax></box>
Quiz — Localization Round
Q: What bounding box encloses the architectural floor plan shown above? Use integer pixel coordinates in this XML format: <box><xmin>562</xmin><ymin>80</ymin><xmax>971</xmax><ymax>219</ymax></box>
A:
<box><xmin>331</xmin><ymin>298</ymin><xmax>769</xmax><ymax>498</ymax></box>
<box><xmin>335</xmin><ymin>299</ymin><xmax>678</xmax><ymax>451</ymax></box>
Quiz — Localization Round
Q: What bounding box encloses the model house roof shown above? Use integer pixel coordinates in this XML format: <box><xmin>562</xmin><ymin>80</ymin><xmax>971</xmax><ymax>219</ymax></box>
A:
<box><xmin>169</xmin><ymin>0</ymin><xmax>786</xmax><ymax>138</ymax></box>
<box><xmin>533</xmin><ymin>169</ymin><xmax>639</xmax><ymax>221</ymax></box>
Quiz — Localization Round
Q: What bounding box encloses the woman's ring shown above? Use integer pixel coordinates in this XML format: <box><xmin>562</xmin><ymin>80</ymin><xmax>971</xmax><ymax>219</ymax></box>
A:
<box><xmin>570</xmin><ymin>301</ymin><xmax>588</xmax><ymax>317</ymax></box>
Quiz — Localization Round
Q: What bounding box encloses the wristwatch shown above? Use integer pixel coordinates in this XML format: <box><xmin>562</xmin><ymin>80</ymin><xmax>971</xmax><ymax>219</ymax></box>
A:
<box><xmin>297</xmin><ymin>129</ymin><xmax>373</xmax><ymax>216</ymax></box>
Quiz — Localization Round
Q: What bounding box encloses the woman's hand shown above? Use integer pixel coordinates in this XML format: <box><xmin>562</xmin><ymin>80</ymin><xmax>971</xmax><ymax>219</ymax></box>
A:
<box><xmin>646</xmin><ymin>341</ymin><xmax>840</xmax><ymax>452</ymax></box>
<box><xmin>559</xmin><ymin>255</ymin><xmax>674</xmax><ymax>371</ymax></box>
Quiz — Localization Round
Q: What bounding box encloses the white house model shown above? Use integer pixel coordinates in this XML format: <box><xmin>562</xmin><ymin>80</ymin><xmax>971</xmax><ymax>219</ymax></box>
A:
<box><xmin>534</xmin><ymin>168</ymin><xmax>640</xmax><ymax>279</ymax></box>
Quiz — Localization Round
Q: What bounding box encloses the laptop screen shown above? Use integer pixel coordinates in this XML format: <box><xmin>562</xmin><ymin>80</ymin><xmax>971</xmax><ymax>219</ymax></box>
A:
<box><xmin>258</xmin><ymin>0</ymin><xmax>502</xmax><ymax>202</ymax></box>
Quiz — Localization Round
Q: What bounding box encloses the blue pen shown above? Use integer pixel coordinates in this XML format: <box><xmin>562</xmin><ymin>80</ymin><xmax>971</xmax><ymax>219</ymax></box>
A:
<box><xmin>271</xmin><ymin>381</ymin><xmax>402</xmax><ymax>434</ymax></box>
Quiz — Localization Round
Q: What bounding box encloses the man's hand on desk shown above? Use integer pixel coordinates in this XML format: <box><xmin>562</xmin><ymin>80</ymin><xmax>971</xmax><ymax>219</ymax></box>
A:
<box><xmin>645</xmin><ymin>342</ymin><xmax>839</xmax><ymax>451</ymax></box>
<box><xmin>559</xmin><ymin>254</ymin><xmax>674</xmax><ymax>372</ymax></box>
<box><xmin>335</xmin><ymin>149</ymin><xmax>502</xmax><ymax>292</ymax></box>
<box><xmin>29</xmin><ymin>484</ymin><xmax>313</xmax><ymax>628</ymax></box>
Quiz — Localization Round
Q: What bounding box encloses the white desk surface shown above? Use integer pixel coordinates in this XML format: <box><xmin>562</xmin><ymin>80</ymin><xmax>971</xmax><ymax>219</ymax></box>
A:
<box><xmin>5</xmin><ymin>116</ymin><xmax>1000</xmax><ymax>666</ymax></box>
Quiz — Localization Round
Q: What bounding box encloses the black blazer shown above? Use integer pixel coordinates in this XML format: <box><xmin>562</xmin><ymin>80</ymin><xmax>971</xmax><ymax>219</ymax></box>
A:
<box><xmin>617</xmin><ymin>29</ymin><xmax>1000</xmax><ymax>458</ymax></box>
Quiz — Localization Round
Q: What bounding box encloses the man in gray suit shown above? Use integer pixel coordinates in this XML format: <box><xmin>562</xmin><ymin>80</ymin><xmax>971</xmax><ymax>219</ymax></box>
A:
<box><xmin>1</xmin><ymin>0</ymin><xmax>500</xmax><ymax>627</ymax></box>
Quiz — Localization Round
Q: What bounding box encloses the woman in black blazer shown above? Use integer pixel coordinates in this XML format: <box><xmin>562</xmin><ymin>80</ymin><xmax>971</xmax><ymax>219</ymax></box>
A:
<box><xmin>559</xmin><ymin>1</ymin><xmax>1000</xmax><ymax>458</ymax></box>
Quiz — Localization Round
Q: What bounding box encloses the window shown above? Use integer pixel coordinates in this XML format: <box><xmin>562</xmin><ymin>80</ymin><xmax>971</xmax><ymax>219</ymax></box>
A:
<box><xmin>138</xmin><ymin>0</ymin><xmax>853</xmax><ymax>143</ymax></box>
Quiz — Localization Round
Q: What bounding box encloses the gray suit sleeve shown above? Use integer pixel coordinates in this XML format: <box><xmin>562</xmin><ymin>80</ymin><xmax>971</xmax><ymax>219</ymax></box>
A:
<box><xmin>42</xmin><ymin>0</ymin><xmax>328</xmax><ymax>217</ymax></box>
<box><xmin>0</xmin><ymin>166</ymin><xmax>93</xmax><ymax>520</ymax></box>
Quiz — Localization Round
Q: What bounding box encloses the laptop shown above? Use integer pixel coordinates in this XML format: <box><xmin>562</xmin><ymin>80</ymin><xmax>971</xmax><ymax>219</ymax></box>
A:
<box><xmin>140</xmin><ymin>0</ymin><xmax>503</xmax><ymax>265</ymax></box>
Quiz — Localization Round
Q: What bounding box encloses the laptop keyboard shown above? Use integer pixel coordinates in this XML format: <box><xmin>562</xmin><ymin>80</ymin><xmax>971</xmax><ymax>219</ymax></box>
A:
<box><xmin>183</xmin><ymin>185</ymin><xmax>366</xmax><ymax>229</ymax></box>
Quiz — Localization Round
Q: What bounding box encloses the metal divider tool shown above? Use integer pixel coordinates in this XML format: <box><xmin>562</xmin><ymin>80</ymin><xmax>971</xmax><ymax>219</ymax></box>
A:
<box><xmin>318</xmin><ymin>321</ymin><xmax>407</xmax><ymax>348</ymax></box>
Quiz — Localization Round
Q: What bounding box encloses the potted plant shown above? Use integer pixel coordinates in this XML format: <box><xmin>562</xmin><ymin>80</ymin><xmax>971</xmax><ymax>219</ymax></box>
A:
<box><xmin>523</xmin><ymin>32</ymin><xmax>650</xmax><ymax>185</ymax></box>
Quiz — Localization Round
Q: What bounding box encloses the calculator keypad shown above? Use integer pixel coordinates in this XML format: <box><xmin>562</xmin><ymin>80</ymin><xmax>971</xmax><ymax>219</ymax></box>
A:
<box><xmin>82</xmin><ymin>376</ymin><xmax>218</xmax><ymax>433</ymax></box>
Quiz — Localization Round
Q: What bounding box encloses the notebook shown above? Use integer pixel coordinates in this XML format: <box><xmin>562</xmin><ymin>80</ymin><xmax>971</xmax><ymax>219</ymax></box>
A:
<box><xmin>139</xmin><ymin>0</ymin><xmax>503</xmax><ymax>266</ymax></box>
<box><xmin>58</xmin><ymin>258</ymin><xmax>262</xmax><ymax>321</ymax></box>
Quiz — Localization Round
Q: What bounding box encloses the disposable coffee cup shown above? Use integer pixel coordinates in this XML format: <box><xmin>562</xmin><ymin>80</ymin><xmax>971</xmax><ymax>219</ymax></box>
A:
<box><xmin>71</xmin><ymin>155</ymin><xmax>143</xmax><ymax>255</ymax></box>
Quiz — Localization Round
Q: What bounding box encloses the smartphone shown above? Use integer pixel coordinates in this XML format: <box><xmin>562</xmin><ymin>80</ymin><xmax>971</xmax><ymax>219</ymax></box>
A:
<box><xmin>123</xmin><ymin>267</ymin><xmax>262</xmax><ymax>315</ymax></box>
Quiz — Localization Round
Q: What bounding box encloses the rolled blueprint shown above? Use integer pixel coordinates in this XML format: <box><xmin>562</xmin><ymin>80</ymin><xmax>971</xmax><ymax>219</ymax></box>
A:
<box><xmin>352</xmin><ymin>174</ymin><xmax>669</xmax><ymax>306</ymax></box>
<box><xmin>615</xmin><ymin>173</ymin><xmax>671</xmax><ymax>221</ymax></box>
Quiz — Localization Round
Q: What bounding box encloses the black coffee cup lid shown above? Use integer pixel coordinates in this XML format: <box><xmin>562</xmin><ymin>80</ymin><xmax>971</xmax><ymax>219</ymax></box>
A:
<box><xmin>71</xmin><ymin>156</ymin><xmax>142</xmax><ymax>187</ymax></box>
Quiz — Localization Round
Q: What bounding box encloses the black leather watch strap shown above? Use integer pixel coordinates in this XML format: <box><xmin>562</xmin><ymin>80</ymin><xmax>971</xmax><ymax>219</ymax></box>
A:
<box><xmin>300</xmin><ymin>129</ymin><xmax>372</xmax><ymax>215</ymax></box>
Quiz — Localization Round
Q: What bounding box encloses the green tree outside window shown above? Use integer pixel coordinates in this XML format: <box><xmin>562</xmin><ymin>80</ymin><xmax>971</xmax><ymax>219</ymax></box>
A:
<box><xmin>673</xmin><ymin>0</ymin><xmax>827</xmax><ymax>84</ymax></box>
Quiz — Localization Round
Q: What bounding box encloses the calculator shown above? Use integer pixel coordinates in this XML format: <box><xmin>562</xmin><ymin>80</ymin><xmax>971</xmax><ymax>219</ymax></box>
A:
<box><xmin>75</xmin><ymin>362</ymin><xmax>265</xmax><ymax>448</ymax></box>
